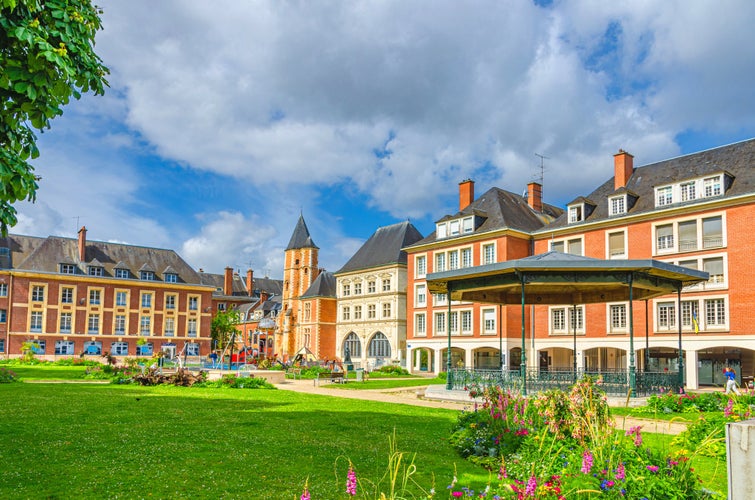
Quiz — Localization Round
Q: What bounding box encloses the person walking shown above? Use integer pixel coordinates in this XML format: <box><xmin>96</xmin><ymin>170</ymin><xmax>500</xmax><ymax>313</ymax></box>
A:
<box><xmin>725</xmin><ymin>367</ymin><xmax>740</xmax><ymax>395</ymax></box>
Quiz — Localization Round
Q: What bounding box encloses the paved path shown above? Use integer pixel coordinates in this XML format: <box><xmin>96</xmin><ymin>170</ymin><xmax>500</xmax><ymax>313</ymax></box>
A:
<box><xmin>274</xmin><ymin>378</ymin><xmax>688</xmax><ymax>435</ymax></box>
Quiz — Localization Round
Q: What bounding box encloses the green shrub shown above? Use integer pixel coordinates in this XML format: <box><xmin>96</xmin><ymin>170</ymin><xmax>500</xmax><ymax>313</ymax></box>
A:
<box><xmin>197</xmin><ymin>374</ymin><xmax>276</xmax><ymax>389</ymax></box>
<box><xmin>375</xmin><ymin>365</ymin><xmax>409</xmax><ymax>376</ymax></box>
<box><xmin>0</xmin><ymin>367</ymin><xmax>19</xmax><ymax>383</ymax></box>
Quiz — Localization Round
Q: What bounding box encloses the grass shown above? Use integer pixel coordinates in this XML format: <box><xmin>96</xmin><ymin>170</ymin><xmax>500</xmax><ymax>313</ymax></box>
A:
<box><xmin>0</xmin><ymin>381</ymin><xmax>492</xmax><ymax>499</ymax></box>
<box><xmin>10</xmin><ymin>365</ymin><xmax>89</xmax><ymax>380</ymax></box>
<box><xmin>328</xmin><ymin>376</ymin><xmax>446</xmax><ymax>390</ymax></box>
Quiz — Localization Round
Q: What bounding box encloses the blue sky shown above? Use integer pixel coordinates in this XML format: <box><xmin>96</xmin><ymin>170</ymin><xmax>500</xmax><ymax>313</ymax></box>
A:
<box><xmin>14</xmin><ymin>0</ymin><xmax>755</xmax><ymax>278</ymax></box>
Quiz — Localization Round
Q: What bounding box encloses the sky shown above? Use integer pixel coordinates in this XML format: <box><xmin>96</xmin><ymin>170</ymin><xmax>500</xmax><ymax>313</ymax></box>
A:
<box><xmin>13</xmin><ymin>0</ymin><xmax>755</xmax><ymax>279</ymax></box>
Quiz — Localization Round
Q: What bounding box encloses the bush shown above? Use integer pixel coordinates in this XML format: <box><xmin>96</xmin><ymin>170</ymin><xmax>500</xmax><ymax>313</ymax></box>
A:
<box><xmin>0</xmin><ymin>367</ymin><xmax>19</xmax><ymax>383</ymax></box>
<box><xmin>196</xmin><ymin>374</ymin><xmax>276</xmax><ymax>390</ymax></box>
<box><xmin>374</xmin><ymin>365</ymin><xmax>409</xmax><ymax>376</ymax></box>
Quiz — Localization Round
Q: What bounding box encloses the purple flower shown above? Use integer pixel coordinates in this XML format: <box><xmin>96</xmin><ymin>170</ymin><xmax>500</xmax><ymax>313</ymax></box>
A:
<box><xmin>581</xmin><ymin>450</ymin><xmax>593</xmax><ymax>474</ymax></box>
<box><xmin>646</xmin><ymin>465</ymin><xmax>659</xmax><ymax>473</ymax></box>
<box><xmin>346</xmin><ymin>465</ymin><xmax>357</xmax><ymax>495</ymax></box>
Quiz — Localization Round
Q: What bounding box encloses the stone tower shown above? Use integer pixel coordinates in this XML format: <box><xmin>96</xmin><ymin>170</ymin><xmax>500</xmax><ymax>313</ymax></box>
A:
<box><xmin>277</xmin><ymin>214</ymin><xmax>319</xmax><ymax>359</ymax></box>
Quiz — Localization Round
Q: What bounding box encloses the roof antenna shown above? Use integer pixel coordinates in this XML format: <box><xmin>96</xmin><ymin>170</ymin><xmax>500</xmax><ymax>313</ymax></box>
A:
<box><xmin>535</xmin><ymin>153</ymin><xmax>549</xmax><ymax>198</ymax></box>
<box><xmin>71</xmin><ymin>216</ymin><xmax>81</xmax><ymax>234</ymax></box>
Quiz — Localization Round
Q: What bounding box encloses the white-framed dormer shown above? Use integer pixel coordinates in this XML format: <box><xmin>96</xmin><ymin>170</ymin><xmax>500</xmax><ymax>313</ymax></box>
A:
<box><xmin>568</xmin><ymin>204</ymin><xmax>583</xmax><ymax>223</ymax></box>
<box><xmin>436</xmin><ymin>215</ymin><xmax>476</xmax><ymax>240</ymax></box>
<box><xmin>653</xmin><ymin>172</ymin><xmax>729</xmax><ymax>208</ymax></box>
<box><xmin>608</xmin><ymin>194</ymin><xmax>627</xmax><ymax>216</ymax></box>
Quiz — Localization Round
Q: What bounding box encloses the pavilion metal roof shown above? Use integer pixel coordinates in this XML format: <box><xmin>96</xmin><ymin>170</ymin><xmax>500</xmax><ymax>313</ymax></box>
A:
<box><xmin>426</xmin><ymin>251</ymin><xmax>709</xmax><ymax>305</ymax></box>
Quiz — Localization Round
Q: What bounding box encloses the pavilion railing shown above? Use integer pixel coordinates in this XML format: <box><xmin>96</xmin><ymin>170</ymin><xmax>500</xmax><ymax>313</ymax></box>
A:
<box><xmin>447</xmin><ymin>368</ymin><xmax>682</xmax><ymax>397</ymax></box>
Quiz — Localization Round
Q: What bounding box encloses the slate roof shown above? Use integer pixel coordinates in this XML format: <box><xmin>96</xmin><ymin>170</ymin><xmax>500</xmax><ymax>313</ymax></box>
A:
<box><xmin>301</xmin><ymin>270</ymin><xmax>336</xmax><ymax>298</ymax></box>
<box><xmin>252</xmin><ymin>276</ymin><xmax>283</xmax><ymax>296</ymax></box>
<box><xmin>286</xmin><ymin>214</ymin><xmax>318</xmax><ymax>250</ymax></box>
<box><xmin>198</xmin><ymin>271</ymin><xmax>249</xmax><ymax>296</ymax></box>
<box><xmin>544</xmin><ymin>138</ymin><xmax>755</xmax><ymax>230</ymax></box>
<box><xmin>336</xmin><ymin>221</ymin><xmax>424</xmax><ymax>274</ymax></box>
<box><xmin>0</xmin><ymin>233</ymin><xmax>202</xmax><ymax>284</ymax></box>
<box><xmin>408</xmin><ymin>187</ymin><xmax>563</xmax><ymax>247</ymax></box>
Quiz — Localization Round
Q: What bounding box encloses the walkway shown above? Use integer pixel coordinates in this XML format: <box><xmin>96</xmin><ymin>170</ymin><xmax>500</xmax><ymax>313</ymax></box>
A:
<box><xmin>274</xmin><ymin>378</ymin><xmax>688</xmax><ymax>435</ymax></box>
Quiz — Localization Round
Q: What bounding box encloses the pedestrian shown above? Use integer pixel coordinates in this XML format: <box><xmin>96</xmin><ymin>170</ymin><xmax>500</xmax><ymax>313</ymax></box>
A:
<box><xmin>725</xmin><ymin>366</ymin><xmax>740</xmax><ymax>395</ymax></box>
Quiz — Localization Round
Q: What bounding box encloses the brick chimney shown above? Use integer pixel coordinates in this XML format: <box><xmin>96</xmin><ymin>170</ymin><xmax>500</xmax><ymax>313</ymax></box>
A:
<box><xmin>527</xmin><ymin>182</ymin><xmax>543</xmax><ymax>212</ymax></box>
<box><xmin>614</xmin><ymin>149</ymin><xmax>634</xmax><ymax>190</ymax></box>
<box><xmin>77</xmin><ymin>226</ymin><xmax>87</xmax><ymax>262</ymax></box>
<box><xmin>459</xmin><ymin>179</ymin><xmax>475</xmax><ymax>210</ymax></box>
<box><xmin>223</xmin><ymin>267</ymin><xmax>233</xmax><ymax>296</ymax></box>
<box><xmin>260</xmin><ymin>290</ymin><xmax>269</xmax><ymax>304</ymax></box>
<box><xmin>246</xmin><ymin>269</ymin><xmax>254</xmax><ymax>297</ymax></box>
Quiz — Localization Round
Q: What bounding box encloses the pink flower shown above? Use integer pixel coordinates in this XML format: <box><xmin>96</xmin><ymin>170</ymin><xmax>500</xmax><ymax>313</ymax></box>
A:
<box><xmin>581</xmin><ymin>450</ymin><xmax>593</xmax><ymax>474</ymax></box>
<box><xmin>616</xmin><ymin>462</ymin><xmax>625</xmax><ymax>480</ymax></box>
<box><xmin>626</xmin><ymin>425</ymin><xmax>643</xmax><ymax>447</ymax></box>
<box><xmin>646</xmin><ymin>465</ymin><xmax>659</xmax><ymax>473</ymax></box>
<box><xmin>725</xmin><ymin>399</ymin><xmax>735</xmax><ymax>418</ymax></box>
<box><xmin>300</xmin><ymin>489</ymin><xmax>310</xmax><ymax>500</ymax></box>
<box><xmin>346</xmin><ymin>465</ymin><xmax>357</xmax><ymax>495</ymax></box>
<box><xmin>451</xmin><ymin>492</ymin><xmax>464</xmax><ymax>498</ymax></box>
<box><xmin>525</xmin><ymin>475</ymin><xmax>537</xmax><ymax>496</ymax></box>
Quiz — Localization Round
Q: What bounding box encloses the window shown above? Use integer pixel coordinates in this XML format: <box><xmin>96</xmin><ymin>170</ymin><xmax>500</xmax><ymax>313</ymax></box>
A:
<box><xmin>88</xmin><ymin>314</ymin><xmax>100</xmax><ymax>334</ymax></box>
<box><xmin>61</xmin><ymin>287</ymin><xmax>74</xmax><ymax>304</ymax></box>
<box><xmin>354</xmin><ymin>282</ymin><xmax>362</xmax><ymax>295</ymax></box>
<box><xmin>343</xmin><ymin>332</ymin><xmax>362</xmax><ymax>357</ymax></box>
<box><xmin>552</xmin><ymin>309</ymin><xmax>565</xmax><ymax>331</ymax></box>
<box><xmin>137</xmin><ymin>342</ymin><xmax>153</xmax><ymax>356</ymax></box>
<box><xmin>187</xmin><ymin>319</ymin><xmax>197</xmax><ymax>337</ymax></box>
<box><xmin>89</xmin><ymin>289</ymin><xmax>101</xmax><ymax>305</ymax></box>
<box><xmin>482</xmin><ymin>243</ymin><xmax>496</xmax><ymax>265</ymax></box>
<box><xmin>368</xmin><ymin>304</ymin><xmax>376</xmax><ymax>319</ymax></box>
<box><xmin>415</xmin><ymin>313</ymin><xmax>426</xmax><ymax>336</ymax></box>
<box><xmin>60</xmin><ymin>263</ymin><xmax>76</xmax><ymax>274</ymax></box>
<box><xmin>140</xmin><ymin>271</ymin><xmax>155</xmax><ymax>281</ymax></box>
<box><xmin>702</xmin><ymin>216</ymin><xmax>723</xmax><ymax>248</ymax></box>
<box><xmin>551</xmin><ymin>241</ymin><xmax>564</xmax><ymax>253</ymax></box>
<box><xmin>186</xmin><ymin>343</ymin><xmax>200</xmax><ymax>356</ymax></box>
<box><xmin>702</xmin><ymin>257</ymin><xmax>724</xmax><ymax>286</ymax></box>
<box><xmin>0</xmin><ymin>283</ymin><xmax>6</xmax><ymax>296</ymax></box>
<box><xmin>436</xmin><ymin>223</ymin><xmax>447</xmax><ymax>239</ymax></box>
<box><xmin>609</xmin><ymin>196</ymin><xmax>626</xmax><ymax>215</ymax></box>
<box><xmin>164</xmin><ymin>317</ymin><xmax>174</xmax><ymax>336</ymax></box>
<box><xmin>165</xmin><ymin>295</ymin><xmax>176</xmax><ymax>310</ymax></box>
<box><xmin>139</xmin><ymin>316</ymin><xmax>150</xmax><ymax>336</ymax></box>
<box><xmin>462</xmin><ymin>216</ymin><xmax>474</xmax><ymax>233</ymax></box>
<box><xmin>681</xmin><ymin>301</ymin><xmax>700</xmax><ymax>331</ymax></box>
<box><xmin>567</xmin><ymin>238</ymin><xmax>583</xmax><ymax>256</ymax></box>
<box><xmin>114</xmin><ymin>315</ymin><xmax>126</xmax><ymax>335</ymax></box>
<box><xmin>116</xmin><ymin>291</ymin><xmax>128</xmax><ymax>307</ymax></box>
<box><xmin>30</xmin><ymin>340</ymin><xmax>46</xmax><ymax>354</ymax></box>
<box><xmin>188</xmin><ymin>297</ymin><xmax>198</xmax><ymax>311</ymax></box>
<box><xmin>449</xmin><ymin>220</ymin><xmax>460</xmax><ymax>236</ymax></box>
<box><xmin>30</xmin><ymin>311</ymin><xmax>43</xmax><ymax>332</ymax></box>
<box><xmin>482</xmin><ymin>308</ymin><xmax>496</xmax><ymax>334</ymax></box>
<box><xmin>164</xmin><ymin>273</ymin><xmax>178</xmax><ymax>283</ymax></box>
<box><xmin>568</xmin><ymin>204</ymin><xmax>583</xmax><ymax>223</ymax></box>
<box><xmin>368</xmin><ymin>281</ymin><xmax>376</xmax><ymax>293</ymax></box>
<box><xmin>115</xmin><ymin>268</ymin><xmax>130</xmax><ymax>279</ymax></box>
<box><xmin>89</xmin><ymin>266</ymin><xmax>103</xmax><ymax>277</ymax></box>
<box><xmin>678</xmin><ymin>220</ymin><xmax>697</xmax><ymax>251</ymax></box>
<box><xmin>59</xmin><ymin>313</ymin><xmax>72</xmax><ymax>333</ymax></box>
<box><xmin>448</xmin><ymin>250</ymin><xmax>459</xmax><ymax>270</ymax></box>
<box><xmin>342</xmin><ymin>283</ymin><xmax>351</xmax><ymax>297</ymax></box>
<box><xmin>434</xmin><ymin>312</ymin><xmax>446</xmax><ymax>335</ymax></box>
<box><xmin>656</xmin><ymin>224</ymin><xmax>674</xmax><ymax>251</ymax></box>
<box><xmin>550</xmin><ymin>306</ymin><xmax>584</xmax><ymax>334</ymax></box>
<box><xmin>433</xmin><ymin>292</ymin><xmax>447</xmax><ymax>306</ymax></box>
<box><xmin>415</xmin><ymin>284</ymin><xmax>426</xmax><ymax>306</ymax></box>
<box><xmin>302</xmin><ymin>302</ymin><xmax>311</xmax><ymax>321</ymax></box>
<box><xmin>382</xmin><ymin>279</ymin><xmax>391</xmax><ymax>292</ymax></box>
<box><xmin>111</xmin><ymin>342</ymin><xmax>129</xmax><ymax>356</ymax></box>
<box><xmin>55</xmin><ymin>340</ymin><xmax>75</xmax><ymax>355</ymax></box>
<box><xmin>608</xmin><ymin>231</ymin><xmax>626</xmax><ymax>258</ymax></box>
<box><xmin>656</xmin><ymin>186</ymin><xmax>673</xmax><ymax>206</ymax></box>
<box><xmin>704</xmin><ymin>176</ymin><xmax>722</xmax><ymax>197</ymax></box>
<box><xmin>415</xmin><ymin>256</ymin><xmax>426</xmax><ymax>277</ymax></box>
<box><xmin>435</xmin><ymin>253</ymin><xmax>446</xmax><ymax>272</ymax></box>
<box><xmin>680</xmin><ymin>181</ymin><xmax>696</xmax><ymax>201</ymax></box>
<box><xmin>461</xmin><ymin>310</ymin><xmax>472</xmax><ymax>333</ymax></box>
<box><xmin>656</xmin><ymin>302</ymin><xmax>676</xmax><ymax>331</ymax></box>
<box><xmin>367</xmin><ymin>332</ymin><xmax>391</xmax><ymax>357</ymax></box>
<box><xmin>705</xmin><ymin>298</ymin><xmax>726</xmax><ymax>327</ymax></box>
<box><xmin>0</xmin><ymin>309</ymin><xmax>6</xmax><ymax>323</ymax></box>
<box><xmin>353</xmin><ymin>305</ymin><xmax>362</xmax><ymax>320</ymax></box>
<box><xmin>141</xmin><ymin>293</ymin><xmax>152</xmax><ymax>308</ymax></box>
<box><xmin>32</xmin><ymin>285</ymin><xmax>44</xmax><ymax>302</ymax></box>
<box><xmin>0</xmin><ymin>339</ymin><xmax>3</xmax><ymax>353</ymax></box>
<box><xmin>342</xmin><ymin>306</ymin><xmax>350</xmax><ymax>321</ymax></box>
<box><xmin>382</xmin><ymin>303</ymin><xmax>391</xmax><ymax>318</ymax></box>
<box><xmin>449</xmin><ymin>311</ymin><xmax>458</xmax><ymax>335</ymax></box>
<box><xmin>609</xmin><ymin>304</ymin><xmax>627</xmax><ymax>332</ymax></box>
<box><xmin>461</xmin><ymin>247</ymin><xmax>472</xmax><ymax>268</ymax></box>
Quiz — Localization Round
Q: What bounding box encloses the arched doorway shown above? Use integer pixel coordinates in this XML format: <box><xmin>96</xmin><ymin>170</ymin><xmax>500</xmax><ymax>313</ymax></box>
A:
<box><xmin>343</xmin><ymin>332</ymin><xmax>362</xmax><ymax>359</ymax></box>
<box><xmin>442</xmin><ymin>347</ymin><xmax>465</xmax><ymax>371</ymax></box>
<box><xmin>583</xmin><ymin>347</ymin><xmax>627</xmax><ymax>372</ymax></box>
<box><xmin>473</xmin><ymin>347</ymin><xmax>501</xmax><ymax>369</ymax></box>
<box><xmin>367</xmin><ymin>332</ymin><xmax>391</xmax><ymax>369</ymax></box>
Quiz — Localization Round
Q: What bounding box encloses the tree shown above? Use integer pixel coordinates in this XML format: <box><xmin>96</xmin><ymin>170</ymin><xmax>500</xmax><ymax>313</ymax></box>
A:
<box><xmin>211</xmin><ymin>309</ymin><xmax>240</xmax><ymax>353</ymax></box>
<box><xmin>0</xmin><ymin>0</ymin><xmax>109</xmax><ymax>233</ymax></box>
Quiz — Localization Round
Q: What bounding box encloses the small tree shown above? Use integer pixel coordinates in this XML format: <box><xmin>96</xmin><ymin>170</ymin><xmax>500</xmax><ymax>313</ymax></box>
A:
<box><xmin>211</xmin><ymin>309</ymin><xmax>240</xmax><ymax>353</ymax></box>
<box><xmin>0</xmin><ymin>0</ymin><xmax>109</xmax><ymax>233</ymax></box>
<box><xmin>20</xmin><ymin>340</ymin><xmax>40</xmax><ymax>362</ymax></box>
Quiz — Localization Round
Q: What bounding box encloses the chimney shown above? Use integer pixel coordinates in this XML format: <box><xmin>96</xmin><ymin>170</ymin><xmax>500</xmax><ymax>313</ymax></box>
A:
<box><xmin>246</xmin><ymin>269</ymin><xmax>254</xmax><ymax>297</ymax></box>
<box><xmin>459</xmin><ymin>179</ymin><xmax>475</xmax><ymax>211</ymax></box>
<box><xmin>223</xmin><ymin>267</ymin><xmax>233</xmax><ymax>296</ymax></box>
<box><xmin>527</xmin><ymin>182</ymin><xmax>543</xmax><ymax>212</ymax></box>
<box><xmin>260</xmin><ymin>290</ymin><xmax>269</xmax><ymax>304</ymax></box>
<box><xmin>77</xmin><ymin>226</ymin><xmax>87</xmax><ymax>262</ymax></box>
<box><xmin>614</xmin><ymin>149</ymin><xmax>634</xmax><ymax>190</ymax></box>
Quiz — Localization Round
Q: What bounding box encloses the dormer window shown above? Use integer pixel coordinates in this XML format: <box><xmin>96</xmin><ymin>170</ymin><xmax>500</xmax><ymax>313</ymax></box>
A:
<box><xmin>88</xmin><ymin>266</ymin><xmax>104</xmax><ymax>277</ymax></box>
<box><xmin>115</xmin><ymin>268</ymin><xmax>129</xmax><ymax>279</ymax></box>
<box><xmin>568</xmin><ymin>204</ymin><xmax>583</xmax><ymax>223</ymax></box>
<box><xmin>164</xmin><ymin>273</ymin><xmax>178</xmax><ymax>283</ymax></box>
<box><xmin>60</xmin><ymin>264</ymin><xmax>76</xmax><ymax>274</ymax></box>
<box><xmin>609</xmin><ymin>195</ymin><xmax>626</xmax><ymax>216</ymax></box>
<box><xmin>462</xmin><ymin>216</ymin><xmax>473</xmax><ymax>233</ymax></box>
<box><xmin>704</xmin><ymin>176</ymin><xmax>722</xmax><ymax>197</ymax></box>
<box><xmin>449</xmin><ymin>220</ymin><xmax>460</xmax><ymax>236</ymax></box>
<box><xmin>436</xmin><ymin>223</ymin><xmax>447</xmax><ymax>239</ymax></box>
<box><xmin>680</xmin><ymin>181</ymin><xmax>696</xmax><ymax>201</ymax></box>
<box><xmin>140</xmin><ymin>271</ymin><xmax>155</xmax><ymax>281</ymax></box>
<box><xmin>656</xmin><ymin>186</ymin><xmax>673</xmax><ymax>206</ymax></box>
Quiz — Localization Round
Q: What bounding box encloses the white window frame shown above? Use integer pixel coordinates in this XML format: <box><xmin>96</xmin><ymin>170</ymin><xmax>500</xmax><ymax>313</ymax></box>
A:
<box><xmin>460</xmin><ymin>309</ymin><xmax>473</xmax><ymax>335</ymax></box>
<box><xmin>568</xmin><ymin>204</ymin><xmax>583</xmax><ymax>223</ymax></box>
<box><xmin>549</xmin><ymin>305</ymin><xmax>585</xmax><ymax>335</ymax></box>
<box><xmin>703</xmin><ymin>175</ymin><xmax>722</xmax><ymax>197</ymax></box>
<box><xmin>367</xmin><ymin>304</ymin><xmax>376</xmax><ymax>319</ymax></box>
<box><xmin>434</xmin><ymin>312</ymin><xmax>446</xmax><ymax>336</ymax></box>
<box><xmin>550</xmin><ymin>237</ymin><xmax>584</xmax><ymax>256</ymax></box>
<box><xmin>607</xmin><ymin>303</ymin><xmax>628</xmax><ymax>333</ymax></box>
<box><xmin>415</xmin><ymin>284</ymin><xmax>426</xmax><ymax>306</ymax></box>
<box><xmin>114</xmin><ymin>315</ymin><xmax>126</xmax><ymax>335</ymax></box>
<box><xmin>481</xmin><ymin>308</ymin><xmax>497</xmax><ymax>335</ymax></box>
<box><xmin>382</xmin><ymin>302</ymin><xmax>391</xmax><ymax>318</ymax></box>
<box><xmin>461</xmin><ymin>247</ymin><xmax>473</xmax><ymax>268</ymax></box>
<box><xmin>59</xmin><ymin>312</ymin><xmax>72</xmax><ymax>333</ymax></box>
<box><xmin>434</xmin><ymin>252</ymin><xmax>446</xmax><ymax>272</ymax></box>
<box><xmin>30</xmin><ymin>311</ymin><xmax>43</xmax><ymax>332</ymax></box>
<box><xmin>482</xmin><ymin>243</ymin><xmax>496</xmax><ymax>265</ymax></box>
<box><xmin>187</xmin><ymin>318</ymin><xmax>197</xmax><ymax>338</ymax></box>
<box><xmin>414</xmin><ymin>313</ymin><xmax>426</xmax><ymax>337</ymax></box>
<box><xmin>606</xmin><ymin>230</ymin><xmax>627</xmax><ymax>259</ymax></box>
<box><xmin>653</xmin><ymin>213</ymin><xmax>726</xmax><ymax>256</ymax></box>
<box><xmin>609</xmin><ymin>195</ymin><xmax>626</xmax><ymax>216</ymax></box>
<box><xmin>342</xmin><ymin>306</ymin><xmax>350</xmax><ymax>321</ymax></box>
<box><xmin>415</xmin><ymin>255</ymin><xmax>427</xmax><ymax>278</ymax></box>
<box><xmin>436</xmin><ymin>222</ymin><xmax>448</xmax><ymax>239</ymax></box>
<box><xmin>656</xmin><ymin>186</ymin><xmax>673</xmax><ymax>207</ymax></box>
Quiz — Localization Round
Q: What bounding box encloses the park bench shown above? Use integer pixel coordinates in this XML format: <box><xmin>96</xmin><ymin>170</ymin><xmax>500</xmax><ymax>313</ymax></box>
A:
<box><xmin>314</xmin><ymin>371</ymin><xmax>345</xmax><ymax>386</ymax></box>
<box><xmin>286</xmin><ymin>367</ymin><xmax>302</xmax><ymax>380</ymax></box>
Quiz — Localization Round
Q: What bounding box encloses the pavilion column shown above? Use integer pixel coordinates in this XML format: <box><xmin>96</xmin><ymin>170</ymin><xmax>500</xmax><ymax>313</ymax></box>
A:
<box><xmin>434</xmin><ymin>348</ymin><xmax>442</xmax><ymax>375</ymax></box>
<box><xmin>628</xmin><ymin>273</ymin><xmax>636</xmax><ymax>395</ymax></box>
<box><xmin>465</xmin><ymin>349</ymin><xmax>473</xmax><ymax>369</ymax></box>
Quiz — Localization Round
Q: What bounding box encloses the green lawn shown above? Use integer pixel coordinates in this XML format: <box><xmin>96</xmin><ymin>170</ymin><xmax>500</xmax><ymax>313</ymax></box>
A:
<box><xmin>0</xmin><ymin>382</ymin><xmax>491</xmax><ymax>499</ymax></box>
<box><xmin>8</xmin><ymin>365</ymin><xmax>89</xmax><ymax>380</ymax></box>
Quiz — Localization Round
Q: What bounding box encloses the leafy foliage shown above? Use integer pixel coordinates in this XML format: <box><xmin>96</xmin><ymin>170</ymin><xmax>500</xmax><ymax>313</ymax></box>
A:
<box><xmin>210</xmin><ymin>309</ymin><xmax>240</xmax><ymax>351</ymax></box>
<box><xmin>0</xmin><ymin>367</ymin><xmax>19</xmax><ymax>383</ymax></box>
<box><xmin>0</xmin><ymin>0</ymin><xmax>108</xmax><ymax>232</ymax></box>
